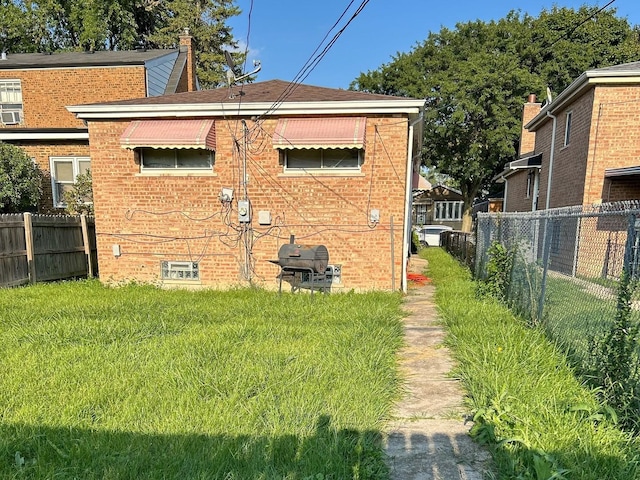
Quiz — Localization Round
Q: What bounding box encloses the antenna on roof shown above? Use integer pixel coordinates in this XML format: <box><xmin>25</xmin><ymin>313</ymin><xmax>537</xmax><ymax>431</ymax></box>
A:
<box><xmin>224</xmin><ymin>50</ymin><xmax>261</xmax><ymax>97</ymax></box>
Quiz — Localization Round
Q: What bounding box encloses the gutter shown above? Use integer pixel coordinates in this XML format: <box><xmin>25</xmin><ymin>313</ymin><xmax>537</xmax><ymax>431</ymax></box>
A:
<box><xmin>67</xmin><ymin>100</ymin><xmax>426</xmax><ymax>119</ymax></box>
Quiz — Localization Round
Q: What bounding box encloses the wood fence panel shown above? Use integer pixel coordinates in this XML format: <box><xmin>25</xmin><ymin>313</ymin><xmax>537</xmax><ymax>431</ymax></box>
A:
<box><xmin>32</xmin><ymin>215</ymin><xmax>88</xmax><ymax>282</ymax></box>
<box><xmin>0</xmin><ymin>214</ymin><xmax>98</xmax><ymax>287</ymax></box>
<box><xmin>0</xmin><ymin>214</ymin><xmax>29</xmax><ymax>287</ymax></box>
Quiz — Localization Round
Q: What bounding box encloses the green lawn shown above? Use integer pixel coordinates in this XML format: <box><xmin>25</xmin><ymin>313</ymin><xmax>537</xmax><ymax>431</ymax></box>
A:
<box><xmin>0</xmin><ymin>281</ymin><xmax>405</xmax><ymax>479</ymax></box>
<box><xmin>423</xmin><ymin>248</ymin><xmax>640</xmax><ymax>479</ymax></box>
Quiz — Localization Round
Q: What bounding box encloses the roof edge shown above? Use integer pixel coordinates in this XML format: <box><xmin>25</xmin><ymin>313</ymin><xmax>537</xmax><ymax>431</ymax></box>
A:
<box><xmin>67</xmin><ymin>99</ymin><xmax>426</xmax><ymax>119</ymax></box>
<box><xmin>526</xmin><ymin>69</ymin><xmax>640</xmax><ymax>130</ymax></box>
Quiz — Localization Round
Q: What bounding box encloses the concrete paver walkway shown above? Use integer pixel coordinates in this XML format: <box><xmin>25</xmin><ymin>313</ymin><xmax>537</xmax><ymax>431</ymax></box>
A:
<box><xmin>384</xmin><ymin>257</ymin><xmax>491</xmax><ymax>479</ymax></box>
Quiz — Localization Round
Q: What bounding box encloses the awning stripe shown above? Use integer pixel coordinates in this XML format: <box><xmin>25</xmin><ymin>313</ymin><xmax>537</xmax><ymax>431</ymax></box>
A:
<box><xmin>120</xmin><ymin>119</ymin><xmax>216</xmax><ymax>150</ymax></box>
<box><xmin>272</xmin><ymin>117</ymin><xmax>366</xmax><ymax>149</ymax></box>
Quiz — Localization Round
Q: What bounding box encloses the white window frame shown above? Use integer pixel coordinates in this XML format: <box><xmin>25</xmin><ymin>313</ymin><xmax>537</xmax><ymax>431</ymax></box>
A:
<box><xmin>0</xmin><ymin>79</ymin><xmax>24</xmax><ymax>125</ymax></box>
<box><xmin>282</xmin><ymin>148</ymin><xmax>363</xmax><ymax>172</ymax></box>
<box><xmin>434</xmin><ymin>200</ymin><xmax>464</xmax><ymax>221</ymax></box>
<box><xmin>140</xmin><ymin>148</ymin><xmax>214</xmax><ymax>172</ymax></box>
<box><xmin>50</xmin><ymin>156</ymin><xmax>91</xmax><ymax>208</ymax></box>
<box><xmin>563</xmin><ymin>111</ymin><xmax>572</xmax><ymax>147</ymax></box>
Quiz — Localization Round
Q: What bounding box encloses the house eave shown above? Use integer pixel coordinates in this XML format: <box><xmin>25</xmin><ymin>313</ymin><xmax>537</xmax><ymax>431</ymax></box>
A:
<box><xmin>67</xmin><ymin>100</ymin><xmax>426</xmax><ymax>120</ymax></box>
<box><xmin>0</xmin><ymin>128</ymin><xmax>89</xmax><ymax>141</ymax></box>
<box><xmin>526</xmin><ymin>71</ymin><xmax>640</xmax><ymax>131</ymax></box>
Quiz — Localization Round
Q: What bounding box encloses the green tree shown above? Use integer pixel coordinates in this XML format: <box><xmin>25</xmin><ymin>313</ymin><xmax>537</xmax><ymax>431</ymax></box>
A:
<box><xmin>352</xmin><ymin>6</ymin><xmax>640</xmax><ymax>230</ymax></box>
<box><xmin>0</xmin><ymin>0</ymin><xmax>241</xmax><ymax>87</ymax></box>
<box><xmin>0</xmin><ymin>142</ymin><xmax>42</xmax><ymax>213</ymax></box>
<box><xmin>63</xmin><ymin>169</ymin><xmax>93</xmax><ymax>215</ymax></box>
<box><xmin>148</xmin><ymin>0</ymin><xmax>242</xmax><ymax>88</ymax></box>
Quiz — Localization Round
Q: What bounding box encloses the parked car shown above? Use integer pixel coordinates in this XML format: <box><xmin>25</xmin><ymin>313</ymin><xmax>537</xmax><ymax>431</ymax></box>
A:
<box><xmin>415</xmin><ymin>225</ymin><xmax>453</xmax><ymax>247</ymax></box>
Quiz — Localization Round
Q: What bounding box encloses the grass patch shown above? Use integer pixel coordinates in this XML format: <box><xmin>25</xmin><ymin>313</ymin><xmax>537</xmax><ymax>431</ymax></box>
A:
<box><xmin>0</xmin><ymin>280</ymin><xmax>404</xmax><ymax>479</ymax></box>
<box><xmin>423</xmin><ymin>248</ymin><xmax>640</xmax><ymax>479</ymax></box>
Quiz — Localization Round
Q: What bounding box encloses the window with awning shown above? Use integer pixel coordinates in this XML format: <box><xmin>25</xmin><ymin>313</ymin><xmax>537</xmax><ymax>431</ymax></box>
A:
<box><xmin>272</xmin><ymin>117</ymin><xmax>366</xmax><ymax>149</ymax></box>
<box><xmin>120</xmin><ymin>119</ymin><xmax>216</xmax><ymax>150</ymax></box>
<box><xmin>273</xmin><ymin>117</ymin><xmax>366</xmax><ymax>171</ymax></box>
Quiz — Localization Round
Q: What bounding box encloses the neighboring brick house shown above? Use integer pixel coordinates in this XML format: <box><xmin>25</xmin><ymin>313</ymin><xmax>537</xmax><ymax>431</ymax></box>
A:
<box><xmin>67</xmin><ymin>80</ymin><xmax>425</xmax><ymax>292</ymax></box>
<box><xmin>412</xmin><ymin>184</ymin><xmax>464</xmax><ymax>230</ymax></box>
<box><xmin>0</xmin><ymin>34</ymin><xmax>197</xmax><ymax>212</ymax></box>
<box><xmin>496</xmin><ymin>62</ymin><xmax>640</xmax><ymax>276</ymax></box>
<box><xmin>499</xmin><ymin>63</ymin><xmax>640</xmax><ymax>212</ymax></box>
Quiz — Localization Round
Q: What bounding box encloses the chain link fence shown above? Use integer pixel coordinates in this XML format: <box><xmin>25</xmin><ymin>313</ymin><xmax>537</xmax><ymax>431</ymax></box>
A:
<box><xmin>475</xmin><ymin>201</ymin><xmax>640</xmax><ymax>374</ymax></box>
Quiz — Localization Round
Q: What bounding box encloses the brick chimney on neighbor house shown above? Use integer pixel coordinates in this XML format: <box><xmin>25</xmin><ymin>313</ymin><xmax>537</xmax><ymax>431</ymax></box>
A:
<box><xmin>520</xmin><ymin>93</ymin><xmax>541</xmax><ymax>157</ymax></box>
<box><xmin>179</xmin><ymin>28</ymin><xmax>197</xmax><ymax>92</ymax></box>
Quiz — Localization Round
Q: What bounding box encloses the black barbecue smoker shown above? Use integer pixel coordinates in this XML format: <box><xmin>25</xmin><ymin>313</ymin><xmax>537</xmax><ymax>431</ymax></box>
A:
<box><xmin>270</xmin><ymin>236</ymin><xmax>330</xmax><ymax>294</ymax></box>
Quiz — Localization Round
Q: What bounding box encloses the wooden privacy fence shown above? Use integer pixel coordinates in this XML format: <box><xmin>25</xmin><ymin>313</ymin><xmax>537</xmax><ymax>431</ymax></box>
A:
<box><xmin>0</xmin><ymin>213</ymin><xmax>97</xmax><ymax>287</ymax></box>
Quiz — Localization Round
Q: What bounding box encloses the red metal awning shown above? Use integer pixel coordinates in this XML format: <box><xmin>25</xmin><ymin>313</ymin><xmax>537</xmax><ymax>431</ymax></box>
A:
<box><xmin>272</xmin><ymin>117</ymin><xmax>366</xmax><ymax>149</ymax></box>
<box><xmin>120</xmin><ymin>119</ymin><xmax>216</xmax><ymax>150</ymax></box>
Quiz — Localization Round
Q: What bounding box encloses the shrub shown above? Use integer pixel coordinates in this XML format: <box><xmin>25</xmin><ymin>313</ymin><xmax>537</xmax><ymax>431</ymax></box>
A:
<box><xmin>0</xmin><ymin>142</ymin><xmax>42</xmax><ymax>212</ymax></box>
<box><xmin>63</xmin><ymin>169</ymin><xmax>93</xmax><ymax>215</ymax></box>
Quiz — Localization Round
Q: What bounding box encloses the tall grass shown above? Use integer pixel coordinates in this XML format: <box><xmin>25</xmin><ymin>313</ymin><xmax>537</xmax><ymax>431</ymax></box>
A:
<box><xmin>0</xmin><ymin>281</ymin><xmax>404</xmax><ymax>479</ymax></box>
<box><xmin>423</xmin><ymin>248</ymin><xmax>640</xmax><ymax>479</ymax></box>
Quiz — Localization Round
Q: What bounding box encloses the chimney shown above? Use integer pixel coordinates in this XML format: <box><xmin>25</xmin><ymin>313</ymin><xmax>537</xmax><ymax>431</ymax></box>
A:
<box><xmin>179</xmin><ymin>28</ymin><xmax>197</xmax><ymax>92</ymax></box>
<box><xmin>519</xmin><ymin>93</ymin><xmax>541</xmax><ymax>157</ymax></box>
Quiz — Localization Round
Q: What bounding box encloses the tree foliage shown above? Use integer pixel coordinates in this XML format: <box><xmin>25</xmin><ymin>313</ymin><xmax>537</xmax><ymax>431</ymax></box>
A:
<box><xmin>0</xmin><ymin>142</ymin><xmax>42</xmax><ymax>213</ymax></box>
<box><xmin>63</xmin><ymin>169</ymin><xmax>93</xmax><ymax>215</ymax></box>
<box><xmin>352</xmin><ymin>6</ymin><xmax>640</xmax><ymax>229</ymax></box>
<box><xmin>0</xmin><ymin>0</ymin><xmax>241</xmax><ymax>88</ymax></box>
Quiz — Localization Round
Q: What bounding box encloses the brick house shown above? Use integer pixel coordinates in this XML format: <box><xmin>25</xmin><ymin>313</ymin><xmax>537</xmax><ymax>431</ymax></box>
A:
<box><xmin>496</xmin><ymin>62</ymin><xmax>640</xmax><ymax>276</ymax></box>
<box><xmin>499</xmin><ymin>62</ymin><xmax>640</xmax><ymax>212</ymax></box>
<box><xmin>67</xmin><ymin>80</ymin><xmax>425</xmax><ymax>292</ymax></box>
<box><xmin>0</xmin><ymin>34</ymin><xmax>197</xmax><ymax>212</ymax></box>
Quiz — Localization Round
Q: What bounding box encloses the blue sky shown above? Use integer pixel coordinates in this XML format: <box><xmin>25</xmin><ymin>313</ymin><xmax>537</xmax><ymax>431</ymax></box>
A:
<box><xmin>227</xmin><ymin>0</ymin><xmax>640</xmax><ymax>89</ymax></box>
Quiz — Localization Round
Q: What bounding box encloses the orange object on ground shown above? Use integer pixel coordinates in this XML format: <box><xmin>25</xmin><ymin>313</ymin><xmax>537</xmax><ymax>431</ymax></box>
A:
<box><xmin>407</xmin><ymin>273</ymin><xmax>431</xmax><ymax>285</ymax></box>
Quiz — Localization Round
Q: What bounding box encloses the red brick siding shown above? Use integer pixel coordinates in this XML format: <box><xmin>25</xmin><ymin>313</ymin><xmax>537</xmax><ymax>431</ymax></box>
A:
<box><xmin>584</xmin><ymin>85</ymin><xmax>640</xmax><ymax>205</ymax></box>
<box><xmin>0</xmin><ymin>66</ymin><xmax>147</xmax><ymax>129</ymax></box>
<box><xmin>88</xmin><ymin>115</ymin><xmax>411</xmax><ymax>291</ymax></box>
<box><xmin>536</xmin><ymin>90</ymin><xmax>593</xmax><ymax>209</ymax></box>
<box><xmin>520</xmin><ymin>101</ymin><xmax>541</xmax><ymax>156</ymax></box>
<box><xmin>504</xmin><ymin>169</ymin><xmax>534</xmax><ymax>212</ymax></box>
<box><xmin>604</xmin><ymin>177</ymin><xmax>640</xmax><ymax>202</ymax></box>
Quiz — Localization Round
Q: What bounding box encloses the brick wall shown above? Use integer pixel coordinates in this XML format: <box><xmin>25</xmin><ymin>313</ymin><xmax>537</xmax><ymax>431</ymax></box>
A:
<box><xmin>604</xmin><ymin>177</ymin><xmax>640</xmax><ymax>202</ymax></box>
<box><xmin>584</xmin><ymin>85</ymin><xmax>640</xmax><ymax>205</ymax></box>
<box><xmin>520</xmin><ymin>97</ymin><xmax>541</xmax><ymax>156</ymax></box>
<box><xmin>535</xmin><ymin>90</ymin><xmax>593</xmax><ymax>210</ymax></box>
<box><xmin>87</xmin><ymin>115</ymin><xmax>411</xmax><ymax>291</ymax></box>
<box><xmin>504</xmin><ymin>170</ymin><xmax>535</xmax><ymax>212</ymax></box>
<box><xmin>534</xmin><ymin>84</ymin><xmax>640</xmax><ymax>210</ymax></box>
<box><xmin>0</xmin><ymin>66</ymin><xmax>148</xmax><ymax>129</ymax></box>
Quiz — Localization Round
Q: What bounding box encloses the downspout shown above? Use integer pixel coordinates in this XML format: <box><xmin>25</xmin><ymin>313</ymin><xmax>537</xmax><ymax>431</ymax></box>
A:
<box><xmin>545</xmin><ymin>111</ymin><xmax>558</xmax><ymax>210</ymax></box>
<box><xmin>402</xmin><ymin>113</ymin><xmax>424</xmax><ymax>293</ymax></box>
<box><xmin>503</xmin><ymin>177</ymin><xmax>508</xmax><ymax>212</ymax></box>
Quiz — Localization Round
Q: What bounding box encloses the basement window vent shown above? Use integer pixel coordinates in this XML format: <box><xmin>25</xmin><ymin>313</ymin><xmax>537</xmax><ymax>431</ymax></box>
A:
<box><xmin>161</xmin><ymin>261</ymin><xmax>199</xmax><ymax>281</ymax></box>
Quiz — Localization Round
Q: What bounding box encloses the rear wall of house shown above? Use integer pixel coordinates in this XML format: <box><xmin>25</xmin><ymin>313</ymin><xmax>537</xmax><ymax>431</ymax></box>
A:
<box><xmin>504</xmin><ymin>170</ymin><xmax>534</xmax><ymax>212</ymax></box>
<box><xmin>585</xmin><ymin>84</ymin><xmax>640</xmax><ymax>205</ymax></box>
<box><xmin>0</xmin><ymin>66</ymin><xmax>148</xmax><ymax>129</ymax></box>
<box><xmin>87</xmin><ymin>115</ymin><xmax>411</xmax><ymax>291</ymax></box>
<box><xmin>536</xmin><ymin>90</ymin><xmax>593</xmax><ymax>210</ymax></box>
